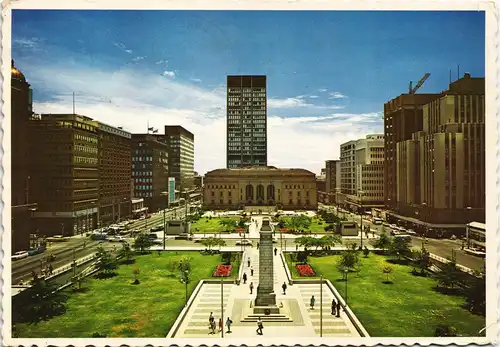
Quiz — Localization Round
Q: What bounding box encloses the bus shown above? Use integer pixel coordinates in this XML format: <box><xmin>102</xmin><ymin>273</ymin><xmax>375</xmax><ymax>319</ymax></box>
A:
<box><xmin>373</xmin><ymin>217</ymin><xmax>383</xmax><ymax>225</ymax></box>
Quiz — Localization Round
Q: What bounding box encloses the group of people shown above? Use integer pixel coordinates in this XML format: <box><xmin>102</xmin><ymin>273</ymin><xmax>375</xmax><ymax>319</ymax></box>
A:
<box><xmin>308</xmin><ymin>296</ymin><xmax>342</xmax><ymax>317</ymax></box>
<box><xmin>208</xmin><ymin>312</ymin><xmax>232</xmax><ymax>335</ymax></box>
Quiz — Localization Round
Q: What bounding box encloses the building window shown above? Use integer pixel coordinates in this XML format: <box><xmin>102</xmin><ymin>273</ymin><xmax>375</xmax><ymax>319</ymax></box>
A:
<box><xmin>245</xmin><ymin>184</ymin><xmax>254</xmax><ymax>200</ymax></box>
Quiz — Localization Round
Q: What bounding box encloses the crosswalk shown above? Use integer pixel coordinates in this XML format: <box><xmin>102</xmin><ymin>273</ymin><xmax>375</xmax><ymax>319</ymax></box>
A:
<box><xmin>297</xmin><ymin>284</ymin><xmax>354</xmax><ymax>337</ymax></box>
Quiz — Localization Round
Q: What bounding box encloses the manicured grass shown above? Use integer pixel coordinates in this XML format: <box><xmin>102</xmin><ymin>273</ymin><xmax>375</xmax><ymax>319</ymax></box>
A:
<box><xmin>14</xmin><ymin>252</ymin><xmax>226</xmax><ymax>338</ymax></box>
<box><xmin>191</xmin><ymin>216</ymin><xmax>241</xmax><ymax>234</ymax></box>
<box><xmin>280</xmin><ymin>216</ymin><xmax>329</xmax><ymax>234</ymax></box>
<box><xmin>286</xmin><ymin>253</ymin><xmax>485</xmax><ymax>337</ymax></box>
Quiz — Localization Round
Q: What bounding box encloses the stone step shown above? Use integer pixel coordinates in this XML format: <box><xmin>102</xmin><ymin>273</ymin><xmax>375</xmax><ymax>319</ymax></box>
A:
<box><xmin>246</xmin><ymin>314</ymin><xmax>289</xmax><ymax>318</ymax></box>
<box><xmin>241</xmin><ymin>317</ymin><xmax>294</xmax><ymax>323</ymax></box>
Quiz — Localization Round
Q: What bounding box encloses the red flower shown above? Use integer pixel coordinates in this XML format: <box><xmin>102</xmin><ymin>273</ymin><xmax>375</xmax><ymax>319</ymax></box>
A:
<box><xmin>213</xmin><ymin>264</ymin><xmax>233</xmax><ymax>277</ymax></box>
<box><xmin>296</xmin><ymin>264</ymin><xmax>316</xmax><ymax>277</ymax></box>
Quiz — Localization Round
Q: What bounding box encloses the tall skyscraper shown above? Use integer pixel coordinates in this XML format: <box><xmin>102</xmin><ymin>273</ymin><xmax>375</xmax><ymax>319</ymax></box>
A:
<box><xmin>163</xmin><ymin>125</ymin><xmax>195</xmax><ymax>191</ymax></box>
<box><xmin>226</xmin><ymin>75</ymin><xmax>267</xmax><ymax>168</ymax></box>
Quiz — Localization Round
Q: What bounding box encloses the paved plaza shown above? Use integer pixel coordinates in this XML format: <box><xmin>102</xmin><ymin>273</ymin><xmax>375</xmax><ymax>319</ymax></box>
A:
<box><xmin>170</xmin><ymin>216</ymin><xmax>362</xmax><ymax>338</ymax></box>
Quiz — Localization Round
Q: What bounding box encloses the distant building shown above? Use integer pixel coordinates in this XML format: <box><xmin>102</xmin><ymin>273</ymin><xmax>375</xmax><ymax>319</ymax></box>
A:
<box><xmin>226</xmin><ymin>75</ymin><xmax>267</xmax><ymax>168</ymax></box>
<box><xmin>325</xmin><ymin>159</ymin><xmax>340</xmax><ymax>204</ymax></box>
<box><xmin>193</xmin><ymin>173</ymin><xmax>203</xmax><ymax>189</ymax></box>
<box><xmin>11</xmin><ymin>60</ymin><xmax>37</xmax><ymax>251</ymax></box>
<box><xmin>339</xmin><ymin>135</ymin><xmax>385</xmax><ymax>213</ymax></box>
<box><xmin>316</xmin><ymin>175</ymin><xmax>326</xmax><ymax>203</ymax></box>
<box><xmin>131</xmin><ymin>198</ymin><xmax>148</xmax><ymax>219</ymax></box>
<box><xmin>29</xmin><ymin>114</ymin><xmax>99</xmax><ymax>236</ymax></box>
<box><xmin>97</xmin><ymin>122</ymin><xmax>132</xmax><ymax>225</ymax></box>
<box><xmin>392</xmin><ymin>73</ymin><xmax>485</xmax><ymax>232</ymax></box>
<box><xmin>163</xmin><ymin>125</ymin><xmax>195</xmax><ymax>191</ymax></box>
<box><xmin>131</xmin><ymin>134</ymin><xmax>169</xmax><ymax>212</ymax></box>
<box><xmin>203</xmin><ymin>166</ymin><xmax>317</xmax><ymax>210</ymax></box>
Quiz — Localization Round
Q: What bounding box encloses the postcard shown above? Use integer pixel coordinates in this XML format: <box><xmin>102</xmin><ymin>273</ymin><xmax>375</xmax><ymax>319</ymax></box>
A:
<box><xmin>2</xmin><ymin>1</ymin><xmax>498</xmax><ymax>346</ymax></box>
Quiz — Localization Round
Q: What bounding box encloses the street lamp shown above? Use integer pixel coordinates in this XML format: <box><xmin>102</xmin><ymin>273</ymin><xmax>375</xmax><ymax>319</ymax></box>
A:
<box><xmin>466</xmin><ymin>206</ymin><xmax>472</xmax><ymax>248</ymax></box>
<box><xmin>221</xmin><ymin>276</ymin><xmax>224</xmax><ymax>338</ymax></box>
<box><xmin>358</xmin><ymin>190</ymin><xmax>365</xmax><ymax>249</ymax></box>
<box><xmin>344</xmin><ymin>269</ymin><xmax>349</xmax><ymax>304</ymax></box>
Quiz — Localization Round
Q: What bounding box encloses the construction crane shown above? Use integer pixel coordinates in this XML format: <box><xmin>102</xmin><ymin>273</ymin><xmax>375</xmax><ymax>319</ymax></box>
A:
<box><xmin>409</xmin><ymin>73</ymin><xmax>431</xmax><ymax>94</ymax></box>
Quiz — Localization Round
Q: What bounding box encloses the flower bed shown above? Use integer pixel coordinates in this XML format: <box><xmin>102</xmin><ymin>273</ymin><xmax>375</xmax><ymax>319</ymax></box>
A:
<box><xmin>295</xmin><ymin>264</ymin><xmax>316</xmax><ymax>277</ymax></box>
<box><xmin>296</xmin><ymin>264</ymin><xmax>316</xmax><ymax>277</ymax></box>
<box><xmin>213</xmin><ymin>264</ymin><xmax>233</xmax><ymax>277</ymax></box>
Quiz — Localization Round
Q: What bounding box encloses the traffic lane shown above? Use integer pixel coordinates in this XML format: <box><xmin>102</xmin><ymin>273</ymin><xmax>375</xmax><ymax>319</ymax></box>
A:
<box><xmin>410</xmin><ymin>236</ymin><xmax>484</xmax><ymax>271</ymax></box>
<box><xmin>11</xmin><ymin>238</ymin><xmax>98</xmax><ymax>271</ymax></box>
<box><xmin>12</xmin><ymin>241</ymin><xmax>119</xmax><ymax>284</ymax></box>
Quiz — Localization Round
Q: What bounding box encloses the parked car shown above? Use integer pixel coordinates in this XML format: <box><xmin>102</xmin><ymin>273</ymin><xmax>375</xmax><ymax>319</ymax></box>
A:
<box><xmin>109</xmin><ymin>236</ymin><xmax>126</xmax><ymax>243</ymax></box>
<box><xmin>12</xmin><ymin>251</ymin><xmax>29</xmax><ymax>260</ymax></box>
<box><xmin>150</xmin><ymin>225</ymin><xmax>164</xmax><ymax>232</ymax></box>
<box><xmin>236</xmin><ymin>239</ymin><xmax>253</xmax><ymax>246</ymax></box>
<box><xmin>27</xmin><ymin>246</ymin><xmax>46</xmax><ymax>256</ymax></box>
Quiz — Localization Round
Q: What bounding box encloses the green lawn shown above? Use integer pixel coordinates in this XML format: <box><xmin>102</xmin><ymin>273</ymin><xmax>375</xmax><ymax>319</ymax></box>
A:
<box><xmin>14</xmin><ymin>252</ymin><xmax>230</xmax><ymax>338</ymax></box>
<box><xmin>280</xmin><ymin>216</ymin><xmax>329</xmax><ymax>234</ymax></box>
<box><xmin>191</xmin><ymin>216</ymin><xmax>241</xmax><ymax>234</ymax></box>
<box><xmin>286</xmin><ymin>253</ymin><xmax>485</xmax><ymax>337</ymax></box>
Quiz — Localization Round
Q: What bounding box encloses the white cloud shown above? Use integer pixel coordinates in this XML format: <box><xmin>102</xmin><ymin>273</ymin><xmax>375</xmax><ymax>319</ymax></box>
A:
<box><xmin>329</xmin><ymin>91</ymin><xmax>348</xmax><ymax>99</ymax></box>
<box><xmin>156</xmin><ymin>59</ymin><xmax>168</xmax><ymax>65</ymax></box>
<box><xmin>113</xmin><ymin>42</ymin><xmax>125</xmax><ymax>49</ymax></box>
<box><xmin>318</xmin><ymin>88</ymin><xmax>328</xmax><ymax>92</ymax></box>
<box><xmin>132</xmin><ymin>56</ymin><xmax>146</xmax><ymax>62</ymax></box>
<box><xmin>28</xmin><ymin>63</ymin><xmax>381</xmax><ymax>175</ymax></box>
<box><xmin>125</xmin><ymin>49</ymin><xmax>133</xmax><ymax>54</ymax></box>
<box><xmin>268</xmin><ymin>97</ymin><xmax>343</xmax><ymax>110</ymax></box>
<box><xmin>162</xmin><ymin>70</ymin><xmax>176</xmax><ymax>78</ymax></box>
<box><xmin>190</xmin><ymin>78</ymin><xmax>202</xmax><ymax>83</ymax></box>
<box><xmin>309</xmin><ymin>95</ymin><xmax>319</xmax><ymax>99</ymax></box>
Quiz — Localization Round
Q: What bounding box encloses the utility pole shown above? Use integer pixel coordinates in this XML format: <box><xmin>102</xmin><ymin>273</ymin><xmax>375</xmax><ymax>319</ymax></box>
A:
<box><xmin>221</xmin><ymin>276</ymin><xmax>224</xmax><ymax>338</ymax></box>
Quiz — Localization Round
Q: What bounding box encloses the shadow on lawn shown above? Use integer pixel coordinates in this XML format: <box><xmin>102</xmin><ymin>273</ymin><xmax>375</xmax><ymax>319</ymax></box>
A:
<box><xmin>382</xmin><ymin>280</ymin><xmax>394</xmax><ymax>285</ymax></box>
<box><xmin>432</xmin><ymin>285</ymin><xmax>464</xmax><ymax>297</ymax></box>
<box><xmin>386</xmin><ymin>258</ymin><xmax>411</xmax><ymax>266</ymax></box>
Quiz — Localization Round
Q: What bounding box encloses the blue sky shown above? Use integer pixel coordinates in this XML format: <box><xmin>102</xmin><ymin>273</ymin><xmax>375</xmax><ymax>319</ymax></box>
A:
<box><xmin>12</xmin><ymin>10</ymin><xmax>485</xmax><ymax>174</ymax></box>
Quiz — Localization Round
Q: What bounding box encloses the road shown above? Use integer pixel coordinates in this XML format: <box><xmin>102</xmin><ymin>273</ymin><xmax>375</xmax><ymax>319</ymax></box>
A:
<box><xmin>319</xmin><ymin>205</ymin><xmax>485</xmax><ymax>271</ymax></box>
<box><xmin>11</xmin><ymin>205</ymin><xmax>189</xmax><ymax>284</ymax></box>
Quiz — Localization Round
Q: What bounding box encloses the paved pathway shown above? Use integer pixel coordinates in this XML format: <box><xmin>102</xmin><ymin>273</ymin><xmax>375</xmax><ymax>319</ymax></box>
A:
<box><xmin>171</xmin><ymin>215</ymin><xmax>361</xmax><ymax>338</ymax></box>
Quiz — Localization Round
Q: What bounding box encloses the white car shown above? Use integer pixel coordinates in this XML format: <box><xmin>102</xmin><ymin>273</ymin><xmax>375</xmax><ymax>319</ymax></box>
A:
<box><xmin>12</xmin><ymin>251</ymin><xmax>29</xmax><ymax>260</ymax></box>
<box><xmin>109</xmin><ymin>236</ymin><xmax>126</xmax><ymax>242</ymax></box>
<box><xmin>236</xmin><ymin>239</ymin><xmax>253</xmax><ymax>246</ymax></box>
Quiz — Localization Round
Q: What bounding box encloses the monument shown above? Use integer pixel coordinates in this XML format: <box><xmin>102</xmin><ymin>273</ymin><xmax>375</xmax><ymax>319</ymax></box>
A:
<box><xmin>254</xmin><ymin>217</ymin><xmax>279</xmax><ymax>314</ymax></box>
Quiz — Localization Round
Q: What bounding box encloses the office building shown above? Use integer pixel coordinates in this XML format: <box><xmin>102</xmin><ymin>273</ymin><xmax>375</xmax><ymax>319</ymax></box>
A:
<box><xmin>393</xmin><ymin>73</ymin><xmax>485</xmax><ymax>231</ymax></box>
<box><xmin>11</xmin><ymin>60</ymin><xmax>38</xmax><ymax>251</ymax></box>
<box><xmin>203</xmin><ymin>166</ymin><xmax>317</xmax><ymax>210</ymax></box>
<box><xmin>325</xmin><ymin>159</ymin><xmax>341</xmax><ymax>204</ymax></box>
<box><xmin>163</xmin><ymin>125</ymin><xmax>195</xmax><ymax>191</ymax></box>
<box><xmin>384</xmin><ymin>93</ymin><xmax>440</xmax><ymax>209</ymax></box>
<box><xmin>29</xmin><ymin>114</ymin><xmax>99</xmax><ymax>236</ymax></box>
<box><xmin>98</xmin><ymin>122</ymin><xmax>132</xmax><ymax>225</ymax></box>
<box><xmin>339</xmin><ymin>135</ymin><xmax>385</xmax><ymax>212</ymax></box>
<box><xmin>131</xmin><ymin>134</ymin><xmax>169</xmax><ymax>212</ymax></box>
<box><xmin>226</xmin><ymin>75</ymin><xmax>267</xmax><ymax>168</ymax></box>
<box><xmin>316</xmin><ymin>175</ymin><xmax>326</xmax><ymax>203</ymax></box>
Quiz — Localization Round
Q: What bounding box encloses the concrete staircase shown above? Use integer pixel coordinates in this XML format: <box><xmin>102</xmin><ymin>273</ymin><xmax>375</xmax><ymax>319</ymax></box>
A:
<box><xmin>241</xmin><ymin>313</ymin><xmax>293</xmax><ymax>323</ymax></box>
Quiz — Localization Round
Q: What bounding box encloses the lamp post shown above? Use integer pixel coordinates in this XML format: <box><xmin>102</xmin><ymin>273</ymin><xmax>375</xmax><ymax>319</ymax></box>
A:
<box><xmin>466</xmin><ymin>206</ymin><xmax>472</xmax><ymax>248</ymax></box>
<box><xmin>320</xmin><ymin>275</ymin><xmax>323</xmax><ymax>337</ymax></box>
<box><xmin>221</xmin><ymin>276</ymin><xmax>224</xmax><ymax>338</ymax></box>
<box><xmin>184</xmin><ymin>270</ymin><xmax>189</xmax><ymax>306</ymax></box>
<box><xmin>344</xmin><ymin>269</ymin><xmax>348</xmax><ymax>304</ymax></box>
<box><xmin>358</xmin><ymin>190</ymin><xmax>365</xmax><ymax>249</ymax></box>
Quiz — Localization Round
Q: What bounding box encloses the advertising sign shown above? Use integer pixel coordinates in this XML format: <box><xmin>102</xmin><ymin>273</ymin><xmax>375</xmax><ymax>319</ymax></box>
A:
<box><xmin>168</xmin><ymin>177</ymin><xmax>176</xmax><ymax>203</ymax></box>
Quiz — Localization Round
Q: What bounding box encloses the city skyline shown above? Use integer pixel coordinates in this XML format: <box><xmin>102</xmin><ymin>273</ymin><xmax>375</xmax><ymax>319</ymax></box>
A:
<box><xmin>12</xmin><ymin>10</ymin><xmax>485</xmax><ymax>174</ymax></box>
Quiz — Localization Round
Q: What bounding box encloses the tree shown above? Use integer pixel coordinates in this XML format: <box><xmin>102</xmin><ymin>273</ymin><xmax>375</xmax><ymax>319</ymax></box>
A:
<box><xmin>18</xmin><ymin>278</ymin><xmax>68</xmax><ymax>323</ymax></box>
<box><xmin>411</xmin><ymin>249</ymin><xmax>430</xmax><ymax>275</ymax></box>
<box><xmin>382</xmin><ymin>266</ymin><xmax>393</xmax><ymax>283</ymax></box>
<box><xmin>363</xmin><ymin>246</ymin><xmax>370</xmax><ymax>258</ymax></box>
<box><xmin>133</xmin><ymin>233</ymin><xmax>154</xmax><ymax>253</ymax></box>
<box><xmin>337</xmin><ymin>248</ymin><xmax>360</xmax><ymax>276</ymax></box>
<box><xmin>372</xmin><ymin>232</ymin><xmax>391</xmax><ymax>252</ymax></box>
<box><xmin>96</xmin><ymin>246</ymin><xmax>118</xmax><ymax>275</ymax></box>
<box><xmin>118</xmin><ymin>242</ymin><xmax>135</xmax><ymax>263</ymax></box>
<box><xmin>318</xmin><ymin>235</ymin><xmax>342</xmax><ymax>250</ymax></box>
<box><xmin>71</xmin><ymin>272</ymin><xmax>89</xmax><ymax>292</ymax></box>
<box><xmin>463</xmin><ymin>269</ymin><xmax>485</xmax><ymax>315</ymax></box>
<box><xmin>200</xmin><ymin>237</ymin><xmax>225</xmax><ymax>251</ymax></box>
<box><xmin>219</xmin><ymin>218</ymin><xmax>237</xmax><ymax>231</ymax></box>
<box><xmin>434</xmin><ymin>252</ymin><xmax>464</xmax><ymax>291</ymax></box>
<box><xmin>389</xmin><ymin>237</ymin><xmax>412</xmax><ymax>260</ymax></box>
<box><xmin>132</xmin><ymin>267</ymin><xmax>141</xmax><ymax>284</ymax></box>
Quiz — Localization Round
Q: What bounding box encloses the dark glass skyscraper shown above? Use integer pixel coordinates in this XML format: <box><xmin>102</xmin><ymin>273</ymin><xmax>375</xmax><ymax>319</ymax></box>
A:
<box><xmin>226</xmin><ymin>75</ymin><xmax>267</xmax><ymax>168</ymax></box>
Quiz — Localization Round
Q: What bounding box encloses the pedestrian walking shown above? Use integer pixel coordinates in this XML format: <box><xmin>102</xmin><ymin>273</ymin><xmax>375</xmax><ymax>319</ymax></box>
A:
<box><xmin>209</xmin><ymin>312</ymin><xmax>214</xmax><ymax>323</ymax></box>
<box><xmin>250</xmin><ymin>267</ymin><xmax>254</xmax><ymax>276</ymax></box>
<box><xmin>257</xmin><ymin>242</ymin><xmax>259</xmax><ymax>250</ymax></box>
<box><xmin>247</xmin><ymin>258</ymin><xmax>251</xmax><ymax>267</ymax></box>
<box><xmin>256</xmin><ymin>317</ymin><xmax>263</xmax><ymax>335</ymax></box>
<box><xmin>310</xmin><ymin>295</ymin><xmax>316</xmax><ymax>310</ymax></box>
<box><xmin>226</xmin><ymin>317</ymin><xmax>233</xmax><ymax>333</ymax></box>
<box><xmin>249</xmin><ymin>282</ymin><xmax>254</xmax><ymax>294</ymax></box>
<box><xmin>243</xmin><ymin>272</ymin><xmax>247</xmax><ymax>284</ymax></box>
<box><xmin>296</xmin><ymin>244</ymin><xmax>299</xmax><ymax>251</ymax></box>
<box><xmin>48</xmin><ymin>263</ymin><xmax>53</xmax><ymax>275</ymax></box>
<box><xmin>331</xmin><ymin>298</ymin><xmax>337</xmax><ymax>315</ymax></box>
<box><xmin>282</xmin><ymin>282</ymin><xmax>287</xmax><ymax>295</ymax></box>
<box><xmin>218</xmin><ymin>318</ymin><xmax>223</xmax><ymax>332</ymax></box>
<box><xmin>274</xmin><ymin>248</ymin><xmax>278</xmax><ymax>256</ymax></box>
<box><xmin>336</xmin><ymin>300</ymin><xmax>341</xmax><ymax>317</ymax></box>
